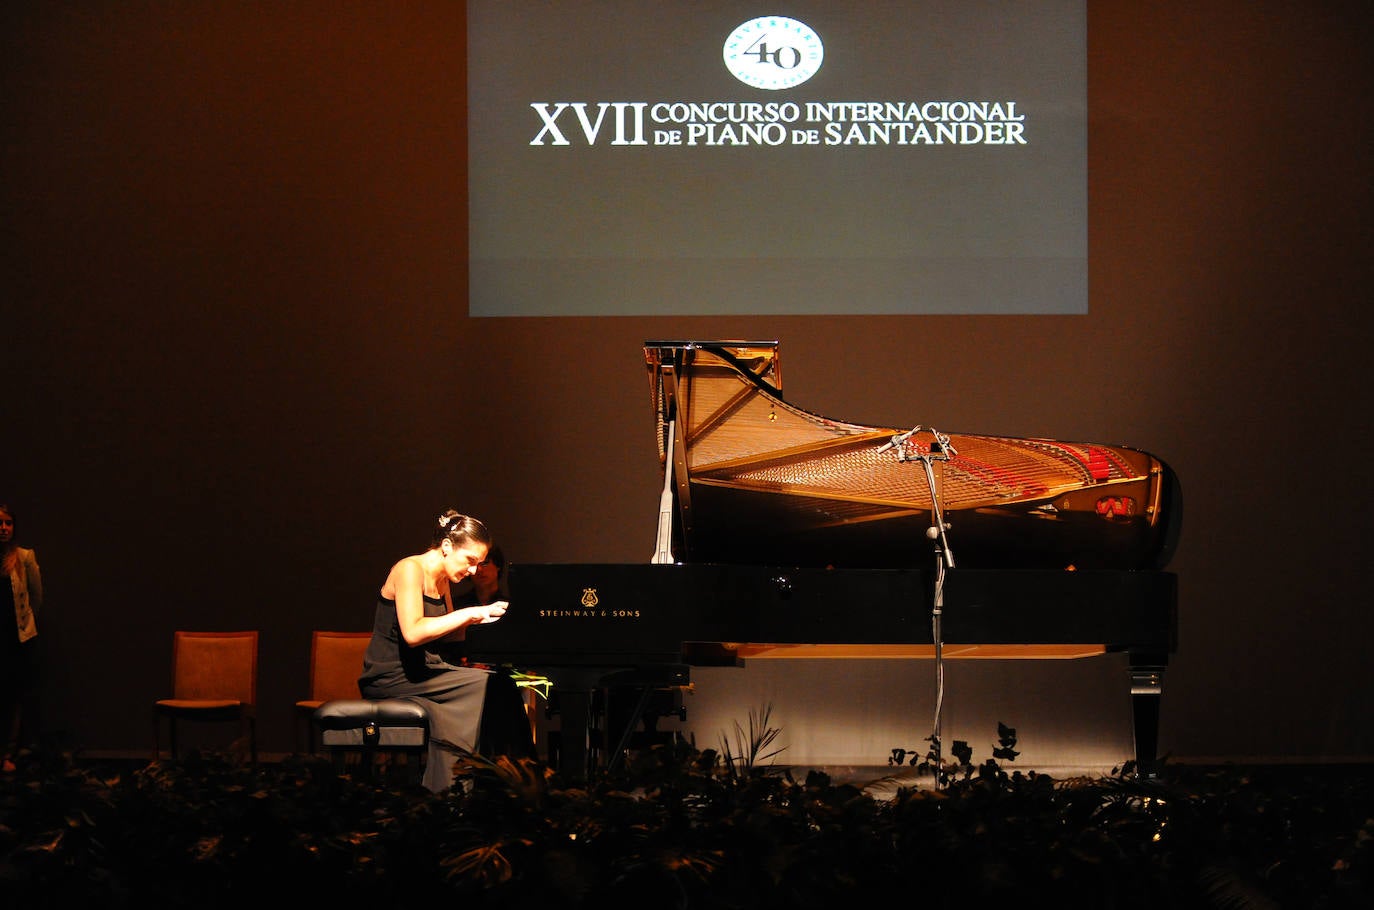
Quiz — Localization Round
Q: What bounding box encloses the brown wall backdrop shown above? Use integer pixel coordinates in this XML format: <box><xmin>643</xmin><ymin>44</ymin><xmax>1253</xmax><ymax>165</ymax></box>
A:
<box><xmin>4</xmin><ymin>2</ymin><xmax>1371</xmax><ymax>765</ymax></box>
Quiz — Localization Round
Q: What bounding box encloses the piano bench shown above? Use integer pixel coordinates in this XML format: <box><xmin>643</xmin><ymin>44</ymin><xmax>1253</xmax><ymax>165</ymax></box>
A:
<box><xmin>312</xmin><ymin>698</ymin><xmax>430</xmax><ymax>785</ymax></box>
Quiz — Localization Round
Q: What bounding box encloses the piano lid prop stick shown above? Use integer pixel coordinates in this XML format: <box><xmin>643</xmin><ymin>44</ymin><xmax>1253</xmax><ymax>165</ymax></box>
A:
<box><xmin>651</xmin><ymin>415</ymin><xmax>678</xmax><ymax>564</ymax></box>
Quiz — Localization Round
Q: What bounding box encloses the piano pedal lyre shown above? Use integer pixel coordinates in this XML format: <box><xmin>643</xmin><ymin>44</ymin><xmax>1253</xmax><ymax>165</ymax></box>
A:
<box><xmin>545</xmin><ymin>669</ymin><xmax>690</xmax><ymax>774</ymax></box>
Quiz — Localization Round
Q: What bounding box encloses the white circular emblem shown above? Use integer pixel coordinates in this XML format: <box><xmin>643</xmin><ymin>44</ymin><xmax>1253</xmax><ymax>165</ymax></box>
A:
<box><xmin>723</xmin><ymin>16</ymin><xmax>824</xmax><ymax>90</ymax></box>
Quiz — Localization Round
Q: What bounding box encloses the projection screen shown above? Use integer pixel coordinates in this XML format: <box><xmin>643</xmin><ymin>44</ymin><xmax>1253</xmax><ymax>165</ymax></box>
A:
<box><xmin>468</xmin><ymin>1</ymin><xmax>1086</xmax><ymax>316</ymax></box>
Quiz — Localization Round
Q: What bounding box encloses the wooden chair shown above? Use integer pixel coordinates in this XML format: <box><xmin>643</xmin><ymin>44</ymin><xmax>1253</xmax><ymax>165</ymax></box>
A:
<box><xmin>295</xmin><ymin>630</ymin><xmax>371</xmax><ymax>753</ymax></box>
<box><xmin>153</xmin><ymin>630</ymin><xmax>259</xmax><ymax>763</ymax></box>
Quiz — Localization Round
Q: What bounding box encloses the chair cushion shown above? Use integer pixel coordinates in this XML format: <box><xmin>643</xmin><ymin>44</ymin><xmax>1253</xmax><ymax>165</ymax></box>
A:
<box><xmin>157</xmin><ymin>698</ymin><xmax>242</xmax><ymax>710</ymax></box>
<box><xmin>155</xmin><ymin>699</ymin><xmax>248</xmax><ymax>721</ymax></box>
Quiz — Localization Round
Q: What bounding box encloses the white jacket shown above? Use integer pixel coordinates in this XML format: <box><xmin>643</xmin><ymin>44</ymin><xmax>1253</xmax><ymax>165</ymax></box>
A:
<box><xmin>7</xmin><ymin>547</ymin><xmax>42</xmax><ymax>643</ymax></box>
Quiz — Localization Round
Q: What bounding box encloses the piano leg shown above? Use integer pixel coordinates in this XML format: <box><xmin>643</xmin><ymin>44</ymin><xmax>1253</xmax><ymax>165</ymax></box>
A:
<box><xmin>544</xmin><ymin>665</ymin><xmax>691</xmax><ymax>783</ymax></box>
<box><xmin>1128</xmin><ymin>652</ymin><xmax>1167</xmax><ymax>775</ymax></box>
<box><xmin>541</xmin><ymin>666</ymin><xmax>620</xmax><ymax>783</ymax></box>
<box><xmin>551</xmin><ymin>687</ymin><xmax>597</xmax><ymax>783</ymax></box>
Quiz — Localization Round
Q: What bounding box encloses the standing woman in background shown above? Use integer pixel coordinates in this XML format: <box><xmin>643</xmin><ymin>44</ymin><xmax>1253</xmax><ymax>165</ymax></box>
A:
<box><xmin>359</xmin><ymin>510</ymin><xmax>533</xmax><ymax>793</ymax></box>
<box><xmin>1</xmin><ymin>502</ymin><xmax>43</xmax><ymax>772</ymax></box>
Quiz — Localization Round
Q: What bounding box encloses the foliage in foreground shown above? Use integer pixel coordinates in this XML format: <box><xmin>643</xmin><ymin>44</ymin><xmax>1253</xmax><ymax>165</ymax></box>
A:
<box><xmin>0</xmin><ymin>742</ymin><xmax>1370</xmax><ymax>909</ymax></box>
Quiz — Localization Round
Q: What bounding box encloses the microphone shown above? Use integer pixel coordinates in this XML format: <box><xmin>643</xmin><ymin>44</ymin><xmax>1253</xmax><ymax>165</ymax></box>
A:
<box><xmin>877</xmin><ymin>426</ymin><xmax>921</xmax><ymax>455</ymax></box>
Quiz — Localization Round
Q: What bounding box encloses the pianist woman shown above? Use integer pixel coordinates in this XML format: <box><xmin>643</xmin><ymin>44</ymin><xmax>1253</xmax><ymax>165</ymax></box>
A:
<box><xmin>358</xmin><ymin>510</ymin><xmax>533</xmax><ymax>793</ymax></box>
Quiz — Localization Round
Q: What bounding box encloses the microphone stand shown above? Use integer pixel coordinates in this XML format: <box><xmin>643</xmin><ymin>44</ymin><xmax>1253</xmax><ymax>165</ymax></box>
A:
<box><xmin>879</xmin><ymin>427</ymin><xmax>956</xmax><ymax>779</ymax></box>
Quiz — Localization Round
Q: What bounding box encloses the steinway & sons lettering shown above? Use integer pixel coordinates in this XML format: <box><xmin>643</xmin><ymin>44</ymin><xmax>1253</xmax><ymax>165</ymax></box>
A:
<box><xmin>537</xmin><ymin>609</ymin><xmax>642</xmax><ymax>618</ymax></box>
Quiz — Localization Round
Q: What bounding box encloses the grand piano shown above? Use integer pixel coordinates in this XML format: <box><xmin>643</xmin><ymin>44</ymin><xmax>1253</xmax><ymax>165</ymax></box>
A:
<box><xmin>469</xmin><ymin>341</ymin><xmax>1181</xmax><ymax>780</ymax></box>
